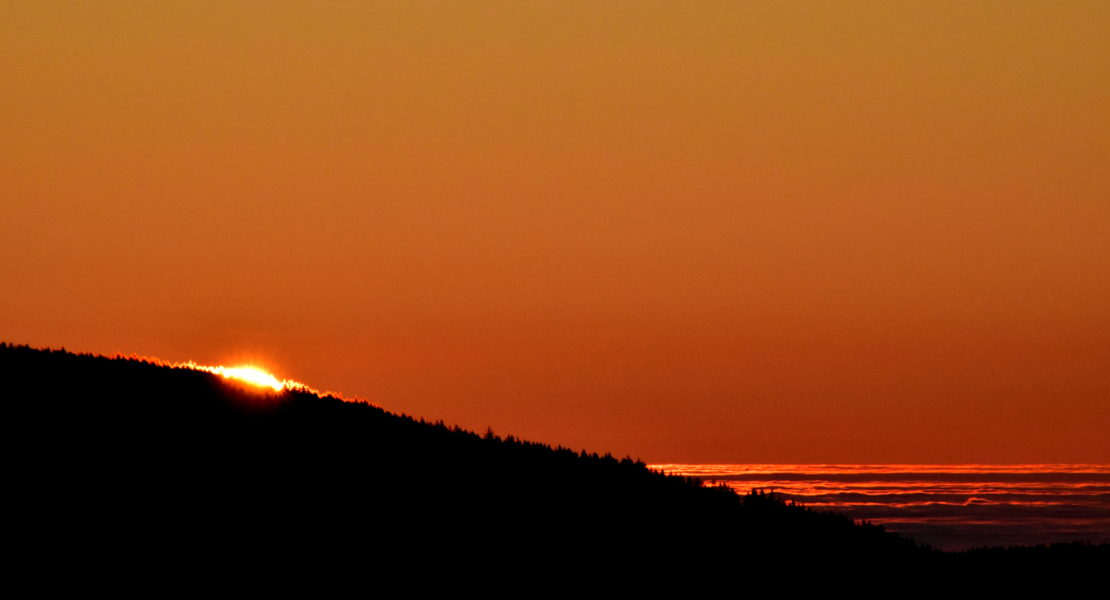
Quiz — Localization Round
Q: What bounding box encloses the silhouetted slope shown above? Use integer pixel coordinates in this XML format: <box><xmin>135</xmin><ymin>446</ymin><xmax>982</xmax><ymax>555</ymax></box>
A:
<box><xmin>4</xmin><ymin>344</ymin><xmax>1104</xmax><ymax>578</ymax></box>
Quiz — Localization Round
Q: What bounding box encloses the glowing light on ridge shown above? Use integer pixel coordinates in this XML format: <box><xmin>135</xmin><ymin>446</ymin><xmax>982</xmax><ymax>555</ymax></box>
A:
<box><xmin>209</xmin><ymin>365</ymin><xmax>285</xmax><ymax>391</ymax></box>
<box><xmin>110</xmin><ymin>350</ymin><xmax>368</xmax><ymax>401</ymax></box>
<box><xmin>112</xmin><ymin>352</ymin><xmax>371</xmax><ymax>403</ymax></box>
<box><xmin>169</xmin><ymin>360</ymin><xmax>312</xmax><ymax>393</ymax></box>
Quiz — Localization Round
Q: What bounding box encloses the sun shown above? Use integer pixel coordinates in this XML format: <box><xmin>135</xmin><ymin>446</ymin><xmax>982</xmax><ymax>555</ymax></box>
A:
<box><xmin>214</xmin><ymin>366</ymin><xmax>286</xmax><ymax>391</ymax></box>
<box><xmin>169</xmin><ymin>359</ymin><xmax>318</xmax><ymax>395</ymax></box>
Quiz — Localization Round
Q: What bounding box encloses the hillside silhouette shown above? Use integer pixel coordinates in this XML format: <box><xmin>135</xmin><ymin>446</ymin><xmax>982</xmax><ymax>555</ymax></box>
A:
<box><xmin>4</xmin><ymin>343</ymin><xmax>1104</xmax><ymax>580</ymax></box>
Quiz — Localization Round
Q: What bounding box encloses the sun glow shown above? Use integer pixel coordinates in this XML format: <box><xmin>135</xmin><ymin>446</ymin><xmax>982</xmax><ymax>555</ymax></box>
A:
<box><xmin>113</xmin><ymin>354</ymin><xmax>340</xmax><ymax>398</ymax></box>
<box><xmin>209</xmin><ymin>365</ymin><xmax>286</xmax><ymax>391</ymax></box>
<box><xmin>171</xmin><ymin>361</ymin><xmax>307</xmax><ymax>393</ymax></box>
<box><xmin>87</xmin><ymin>350</ymin><xmax>359</xmax><ymax>403</ymax></box>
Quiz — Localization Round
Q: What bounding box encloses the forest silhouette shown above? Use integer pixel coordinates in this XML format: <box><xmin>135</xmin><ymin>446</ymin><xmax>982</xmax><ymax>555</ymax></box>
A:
<box><xmin>4</xmin><ymin>343</ymin><xmax>1104</xmax><ymax>580</ymax></box>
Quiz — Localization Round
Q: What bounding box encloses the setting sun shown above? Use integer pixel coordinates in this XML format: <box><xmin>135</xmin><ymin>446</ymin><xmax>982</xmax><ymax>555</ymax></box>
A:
<box><xmin>212</xmin><ymin>366</ymin><xmax>285</xmax><ymax>391</ymax></box>
<box><xmin>151</xmin><ymin>357</ymin><xmax>326</xmax><ymax>396</ymax></box>
<box><xmin>170</xmin><ymin>361</ymin><xmax>299</xmax><ymax>393</ymax></box>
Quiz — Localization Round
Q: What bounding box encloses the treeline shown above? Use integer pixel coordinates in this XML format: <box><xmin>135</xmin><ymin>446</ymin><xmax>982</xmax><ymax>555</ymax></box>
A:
<box><xmin>3</xmin><ymin>343</ymin><xmax>1104</xmax><ymax>580</ymax></box>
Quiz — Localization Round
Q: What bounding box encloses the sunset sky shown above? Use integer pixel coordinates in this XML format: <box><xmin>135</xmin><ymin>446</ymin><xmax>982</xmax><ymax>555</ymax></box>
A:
<box><xmin>3</xmin><ymin>1</ymin><xmax>1108</xmax><ymax>463</ymax></box>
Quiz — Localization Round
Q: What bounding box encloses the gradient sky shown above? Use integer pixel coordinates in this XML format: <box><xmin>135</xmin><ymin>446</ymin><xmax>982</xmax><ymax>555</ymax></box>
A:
<box><xmin>3</xmin><ymin>1</ymin><xmax>1108</xmax><ymax>463</ymax></box>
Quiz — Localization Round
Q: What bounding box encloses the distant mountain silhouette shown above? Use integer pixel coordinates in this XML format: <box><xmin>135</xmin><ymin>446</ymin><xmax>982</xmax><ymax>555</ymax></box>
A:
<box><xmin>3</xmin><ymin>343</ymin><xmax>1104</xmax><ymax>582</ymax></box>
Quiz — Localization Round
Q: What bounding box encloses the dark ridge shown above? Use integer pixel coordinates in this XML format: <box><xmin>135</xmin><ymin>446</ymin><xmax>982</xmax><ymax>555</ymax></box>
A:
<box><xmin>3</xmin><ymin>343</ymin><xmax>1105</xmax><ymax>581</ymax></box>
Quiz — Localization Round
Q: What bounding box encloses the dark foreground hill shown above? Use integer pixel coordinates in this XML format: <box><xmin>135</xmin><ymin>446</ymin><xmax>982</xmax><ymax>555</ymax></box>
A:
<box><xmin>3</xmin><ymin>343</ymin><xmax>1105</xmax><ymax>582</ymax></box>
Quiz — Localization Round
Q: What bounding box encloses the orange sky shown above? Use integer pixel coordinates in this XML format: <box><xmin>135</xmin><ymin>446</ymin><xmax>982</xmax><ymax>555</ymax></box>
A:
<box><xmin>3</xmin><ymin>1</ymin><xmax>1108</xmax><ymax>463</ymax></box>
